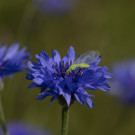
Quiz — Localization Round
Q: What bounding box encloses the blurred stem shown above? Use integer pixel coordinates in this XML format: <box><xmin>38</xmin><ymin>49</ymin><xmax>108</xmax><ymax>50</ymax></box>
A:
<box><xmin>0</xmin><ymin>82</ymin><xmax>4</xmax><ymax>91</ymax></box>
<box><xmin>17</xmin><ymin>0</ymin><xmax>36</xmax><ymax>41</ymax></box>
<box><xmin>111</xmin><ymin>106</ymin><xmax>131</xmax><ymax>135</ymax></box>
<box><xmin>61</xmin><ymin>106</ymin><xmax>69</xmax><ymax>135</ymax></box>
<box><xmin>0</xmin><ymin>83</ymin><xmax>9</xmax><ymax>135</ymax></box>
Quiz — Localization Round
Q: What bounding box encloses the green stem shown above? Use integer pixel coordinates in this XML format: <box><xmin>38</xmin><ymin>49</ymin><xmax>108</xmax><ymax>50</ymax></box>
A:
<box><xmin>61</xmin><ymin>106</ymin><xmax>69</xmax><ymax>135</ymax></box>
<box><xmin>0</xmin><ymin>83</ymin><xmax>9</xmax><ymax>135</ymax></box>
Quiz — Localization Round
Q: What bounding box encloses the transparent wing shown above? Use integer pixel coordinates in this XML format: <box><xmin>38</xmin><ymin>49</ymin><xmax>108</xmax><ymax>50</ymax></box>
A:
<box><xmin>74</xmin><ymin>50</ymin><xmax>100</xmax><ymax>65</ymax></box>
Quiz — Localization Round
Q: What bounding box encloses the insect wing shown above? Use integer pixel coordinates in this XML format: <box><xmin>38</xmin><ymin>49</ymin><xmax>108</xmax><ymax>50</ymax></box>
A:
<box><xmin>74</xmin><ymin>50</ymin><xmax>100</xmax><ymax>65</ymax></box>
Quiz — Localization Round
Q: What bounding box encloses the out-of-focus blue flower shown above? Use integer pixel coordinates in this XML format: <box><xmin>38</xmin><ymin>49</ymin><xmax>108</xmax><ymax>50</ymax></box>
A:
<box><xmin>0</xmin><ymin>43</ymin><xmax>30</xmax><ymax>82</ymax></box>
<box><xmin>110</xmin><ymin>60</ymin><xmax>135</xmax><ymax>104</ymax></box>
<box><xmin>33</xmin><ymin>0</ymin><xmax>78</xmax><ymax>15</ymax></box>
<box><xmin>0</xmin><ymin>121</ymin><xmax>51</xmax><ymax>135</ymax></box>
<box><xmin>26</xmin><ymin>46</ymin><xmax>112</xmax><ymax>108</ymax></box>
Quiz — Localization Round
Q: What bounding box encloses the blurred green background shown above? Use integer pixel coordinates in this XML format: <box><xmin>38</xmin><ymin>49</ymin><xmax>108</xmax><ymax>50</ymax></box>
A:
<box><xmin>0</xmin><ymin>0</ymin><xmax>135</xmax><ymax>135</ymax></box>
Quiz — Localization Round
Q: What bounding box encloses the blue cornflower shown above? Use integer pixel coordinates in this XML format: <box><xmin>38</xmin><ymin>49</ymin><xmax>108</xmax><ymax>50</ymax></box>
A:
<box><xmin>26</xmin><ymin>46</ymin><xmax>112</xmax><ymax>108</ymax></box>
<box><xmin>33</xmin><ymin>0</ymin><xmax>78</xmax><ymax>15</ymax></box>
<box><xmin>0</xmin><ymin>43</ymin><xmax>30</xmax><ymax>82</ymax></box>
<box><xmin>0</xmin><ymin>121</ymin><xmax>51</xmax><ymax>135</ymax></box>
<box><xmin>110</xmin><ymin>60</ymin><xmax>135</xmax><ymax>104</ymax></box>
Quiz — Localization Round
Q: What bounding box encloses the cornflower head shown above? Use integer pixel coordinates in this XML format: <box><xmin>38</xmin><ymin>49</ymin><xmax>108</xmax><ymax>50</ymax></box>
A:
<box><xmin>0</xmin><ymin>43</ymin><xmax>30</xmax><ymax>82</ymax></box>
<box><xmin>33</xmin><ymin>0</ymin><xmax>78</xmax><ymax>15</ymax></box>
<box><xmin>26</xmin><ymin>46</ymin><xmax>112</xmax><ymax>108</ymax></box>
<box><xmin>110</xmin><ymin>60</ymin><xmax>135</xmax><ymax>105</ymax></box>
<box><xmin>0</xmin><ymin>121</ymin><xmax>51</xmax><ymax>135</ymax></box>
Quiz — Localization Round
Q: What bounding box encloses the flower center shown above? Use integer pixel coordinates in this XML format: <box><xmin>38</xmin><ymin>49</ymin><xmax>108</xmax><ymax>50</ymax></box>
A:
<box><xmin>54</xmin><ymin>60</ymin><xmax>86</xmax><ymax>80</ymax></box>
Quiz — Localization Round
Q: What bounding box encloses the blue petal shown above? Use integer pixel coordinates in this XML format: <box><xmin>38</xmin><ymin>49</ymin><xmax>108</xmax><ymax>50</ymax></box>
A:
<box><xmin>74</xmin><ymin>93</ymin><xmax>85</xmax><ymax>106</ymax></box>
<box><xmin>49</xmin><ymin>94</ymin><xmax>58</xmax><ymax>105</ymax></box>
<box><xmin>62</xmin><ymin>46</ymin><xmax>75</xmax><ymax>64</ymax></box>
<box><xmin>33</xmin><ymin>78</ymin><xmax>44</xmax><ymax>85</ymax></box>
<box><xmin>104</xmin><ymin>72</ymin><xmax>113</xmax><ymax>78</ymax></box>
<box><xmin>36</xmin><ymin>54</ymin><xmax>47</xmax><ymax>67</ymax></box>
<box><xmin>63</xmin><ymin>92</ymin><xmax>71</xmax><ymax>106</ymax></box>
<box><xmin>41</xmin><ymin>50</ymin><xmax>50</xmax><ymax>61</ymax></box>
<box><xmin>85</xmin><ymin>97</ymin><xmax>94</xmax><ymax>108</ymax></box>
<box><xmin>84</xmin><ymin>84</ymin><xmax>96</xmax><ymax>90</ymax></box>
<box><xmin>0</xmin><ymin>45</ymin><xmax>7</xmax><ymax>58</ymax></box>
<box><xmin>37</xmin><ymin>91</ymin><xmax>52</xmax><ymax>100</ymax></box>
<box><xmin>96</xmin><ymin>84</ymin><xmax>110</xmax><ymax>91</ymax></box>
<box><xmin>81</xmin><ymin>70</ymin><xmax>102</xmax><ymax>83</ymax></box>
<box><xmin>28</xmin><ymin>82</ymin><xmax>38</xmax><ymax>88</ymax></box>
<box><xmin>52</xmin><ymin>50</ymin><xmax>61</xmax><ymax>65</ymax></box>
<box><xmin>3</xmin><ymin>43</ymin><xmax>19</xmax><ymax>61</ymax></box>
<box><xmin>67</xmin><ymin>46</ymin><xmax>75</xmax><ymax>63</ymax></box>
